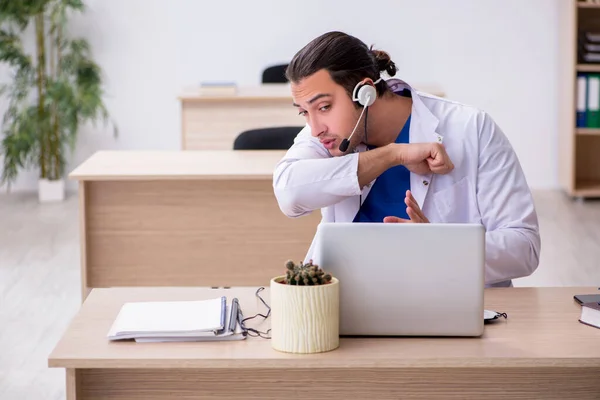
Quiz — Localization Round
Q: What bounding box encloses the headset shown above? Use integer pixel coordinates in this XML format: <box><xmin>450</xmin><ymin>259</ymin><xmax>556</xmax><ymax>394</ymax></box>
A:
<box><xmin>338</xmin><ymin>77</ymin><xmax>383</xmax><ymax>153</ymax></box>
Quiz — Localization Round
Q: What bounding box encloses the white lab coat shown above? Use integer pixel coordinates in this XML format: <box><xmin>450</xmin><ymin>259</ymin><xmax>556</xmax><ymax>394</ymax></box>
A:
<box><xmin>272</xmin><ymin>79</ymin><xmax>540</xmax><ymax>288</ymax></box>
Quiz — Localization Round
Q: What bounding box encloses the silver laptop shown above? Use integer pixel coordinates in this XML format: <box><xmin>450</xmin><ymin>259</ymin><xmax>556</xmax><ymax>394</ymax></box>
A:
<box><xmin>314</xmin><ymin>222</ymin><xmax>485</xmax><ymax>337</ymax></box>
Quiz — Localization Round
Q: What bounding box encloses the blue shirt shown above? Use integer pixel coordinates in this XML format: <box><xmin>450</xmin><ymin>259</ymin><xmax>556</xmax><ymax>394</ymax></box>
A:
<box><xmin>353</xmin><ymin>115</ymin><xmax>411</xmax><ymax>222</ymax></box>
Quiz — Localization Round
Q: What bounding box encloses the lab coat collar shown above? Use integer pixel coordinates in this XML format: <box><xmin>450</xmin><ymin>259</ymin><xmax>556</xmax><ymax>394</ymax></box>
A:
<box><xmin>386</xmin><ymin>78</ymin><xmax>442</xmax><ymax>143</ymax></box>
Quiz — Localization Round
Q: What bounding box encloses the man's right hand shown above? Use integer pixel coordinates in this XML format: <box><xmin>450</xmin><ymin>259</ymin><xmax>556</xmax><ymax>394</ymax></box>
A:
<box><xmin>395</xmin><ymin>142</ymin><xmax>454</xmax><ymax>175</ymax></box>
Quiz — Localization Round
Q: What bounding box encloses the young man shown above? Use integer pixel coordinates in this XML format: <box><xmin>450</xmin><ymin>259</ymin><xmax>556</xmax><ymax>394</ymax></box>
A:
<box><xmin>272</xmin><ymin>31</ymin><xmax>540</xmax><ymax>287</ymax></box>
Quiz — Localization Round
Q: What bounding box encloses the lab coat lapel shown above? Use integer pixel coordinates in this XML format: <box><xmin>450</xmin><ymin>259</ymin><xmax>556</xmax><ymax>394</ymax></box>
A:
<box><xmin>406</xmin><ymin>85</ymin><xmax>443</xmax><ymax>210</ymax></box>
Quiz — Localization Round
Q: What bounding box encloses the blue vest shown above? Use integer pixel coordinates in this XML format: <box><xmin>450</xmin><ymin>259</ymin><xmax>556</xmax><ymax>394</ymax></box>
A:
<box><xmin>353</xmin><ymin>115</ymin><xmax>411</xmax><ymax>222</ymax></box>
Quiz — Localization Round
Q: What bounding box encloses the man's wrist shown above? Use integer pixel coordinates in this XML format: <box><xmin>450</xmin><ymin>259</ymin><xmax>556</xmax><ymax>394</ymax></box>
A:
<box><xmin>386</xmin><ymin>143</ymin><xmax>404</xmax><ymax>167</ymax></box>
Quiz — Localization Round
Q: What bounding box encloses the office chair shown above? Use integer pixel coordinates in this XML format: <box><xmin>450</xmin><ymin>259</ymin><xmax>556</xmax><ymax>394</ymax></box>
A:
<box><xmin>262</xmin><ymin>64</ymin><xmax>289</xmax><ymax>84</ymax></box>
<box><xmin>233</xmin><ymin>126</ymin><xmax>302</xmax><ymax>150</ymax></box>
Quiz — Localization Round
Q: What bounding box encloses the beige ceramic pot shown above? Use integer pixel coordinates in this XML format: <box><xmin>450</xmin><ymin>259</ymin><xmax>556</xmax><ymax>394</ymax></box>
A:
<box><xmin>270</xmin><ymin>275</ymin><xmax>340</xmax><ymax>354</ymax></box>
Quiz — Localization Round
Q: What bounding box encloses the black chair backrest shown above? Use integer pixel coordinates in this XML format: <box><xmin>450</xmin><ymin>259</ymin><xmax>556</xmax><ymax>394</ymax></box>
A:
<box><xmin>233</xmin><ymin>126</ymin><xmax>302</xmax><ymax>150</ymax></box>
<box><xmin>262</xmin><ymin>64</ymin><xmax>289</xmax><ymax>84</ymax></box>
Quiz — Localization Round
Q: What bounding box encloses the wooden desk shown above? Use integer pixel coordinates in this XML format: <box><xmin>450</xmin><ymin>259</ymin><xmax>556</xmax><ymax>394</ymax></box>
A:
<box><xmin>49</xmin><ymin>286</ymin><xmax>600</xmax><ymax>400</ymax></box>
<box><xmin>69</xmin><ymin>151</ymin><xmax>320</xmax><ymax>301</ymax></box>
<box><xmin>179</xmin><ymin>84</ymin><xmax>445</xmax><ymax>150</ymax></box>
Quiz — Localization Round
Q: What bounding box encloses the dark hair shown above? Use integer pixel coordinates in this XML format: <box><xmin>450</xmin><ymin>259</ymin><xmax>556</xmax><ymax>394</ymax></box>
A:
<box><xmin>285</xmin><ymin>31</ymin><xmax>397</xmax><ymax>102</ymax></box>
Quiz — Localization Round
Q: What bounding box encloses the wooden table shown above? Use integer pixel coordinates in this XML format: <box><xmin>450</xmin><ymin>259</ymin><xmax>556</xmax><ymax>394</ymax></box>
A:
<box><xmin>49</xmin><ymin>286</ymin><xmax>600</xmax><ymax>399</ymax></box>
<box><xmin>69</xmin><ymin>151</ymin><xmax>320</xmax><ymax>301</ymax></box>
<box><xmin>179</xmin><ymin>84</ymin><xmax>445</xmax><ymax>150</ymax></box>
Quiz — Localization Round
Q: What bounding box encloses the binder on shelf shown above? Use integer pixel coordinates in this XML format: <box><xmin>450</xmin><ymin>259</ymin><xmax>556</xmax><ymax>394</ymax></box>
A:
<box><xmin>577</xmin><ymin>73</ymin><xmax>588</xmax><ymax>128</ymax></box>
<box><xmin>587</xmin><ymin>74</ymin><xmax>600</xmax><ymax>128</ymax></box>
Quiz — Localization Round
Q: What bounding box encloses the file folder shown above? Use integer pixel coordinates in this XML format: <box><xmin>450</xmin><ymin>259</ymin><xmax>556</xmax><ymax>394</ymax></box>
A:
<box><xmin>587</xmin><ymin>74</ymin><xmax>600</xmax><ymax>128</ymax></box>
<box><xmin>577</xmin><ymin>73</ymin><xmax>588</xmax><ymax>128</ymax></box>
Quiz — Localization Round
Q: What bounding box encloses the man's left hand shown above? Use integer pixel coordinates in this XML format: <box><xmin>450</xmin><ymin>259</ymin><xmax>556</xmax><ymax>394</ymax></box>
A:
<box><xmin>383</xmin><ymin>190</ymin><xmax>429</xmax><ymax>223</ymax></box>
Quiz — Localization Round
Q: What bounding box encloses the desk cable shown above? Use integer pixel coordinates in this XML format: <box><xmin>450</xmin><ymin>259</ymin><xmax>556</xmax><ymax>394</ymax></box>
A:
<box><xmin>238</xmin><ymin>287</ymin><xmax>271</xmax><ymax>339</ymax></box>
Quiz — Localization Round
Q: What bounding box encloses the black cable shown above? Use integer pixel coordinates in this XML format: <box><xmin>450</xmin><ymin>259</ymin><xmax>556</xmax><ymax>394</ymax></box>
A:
<box><xmin>358</xmin><ymin>106</ymin><xmax>369</xmax><ymax>214</ymax></box>
<box><xmin>239</xmin><ymin>287</ymin><xmax>271</xmax><ymax>339</ymax></box>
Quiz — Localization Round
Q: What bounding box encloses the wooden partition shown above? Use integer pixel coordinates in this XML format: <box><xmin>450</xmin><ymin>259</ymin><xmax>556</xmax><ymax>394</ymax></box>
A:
<box><xmin>71</xmin><ymin>151</ymin><xmax>321</xmax><ymax>300</ymax></box>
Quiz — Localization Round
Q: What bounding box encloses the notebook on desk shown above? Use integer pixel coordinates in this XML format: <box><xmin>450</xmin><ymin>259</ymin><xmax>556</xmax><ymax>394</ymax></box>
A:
<box><xmin>107</xmin><ymin>296</ymin><xmax>246</xmax><ymax>342</ymax></box>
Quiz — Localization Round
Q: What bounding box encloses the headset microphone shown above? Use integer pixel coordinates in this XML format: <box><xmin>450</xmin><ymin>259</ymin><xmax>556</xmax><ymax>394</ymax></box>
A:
<box><xmin>338</xmin><ymin>137</ymin><xmax>351</xmax><ymax>153</ymax></box>
<box><xmin>338</xmin><ymin>93</ymin><xmax>371</xmax><ymax>153</ymax></box>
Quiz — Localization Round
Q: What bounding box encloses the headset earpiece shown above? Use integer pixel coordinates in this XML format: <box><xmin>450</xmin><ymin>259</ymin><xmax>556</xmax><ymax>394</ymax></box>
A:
<box><xmin>352</xmin><ymin>82</ymin><xmax>377</xmax><ymax>107</ymax></box>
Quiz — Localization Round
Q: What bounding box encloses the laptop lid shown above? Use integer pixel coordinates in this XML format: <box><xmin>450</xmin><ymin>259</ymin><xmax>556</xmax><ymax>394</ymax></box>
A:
<box><xmin>314</xmin><ymin>222</ymin><xmax>485</xmax><ymax>337</ymax></box>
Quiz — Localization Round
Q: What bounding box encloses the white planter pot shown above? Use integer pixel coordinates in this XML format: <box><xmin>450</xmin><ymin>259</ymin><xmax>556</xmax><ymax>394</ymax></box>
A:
<box><xmin>270</xmin><ymin>275</ymin><xmax>340</xmax><ymax>354</ymax></box>
<box><xmin>38</xmin><ymin>178</ymin><xmax>65</xmax><ymax>203</ymax></box>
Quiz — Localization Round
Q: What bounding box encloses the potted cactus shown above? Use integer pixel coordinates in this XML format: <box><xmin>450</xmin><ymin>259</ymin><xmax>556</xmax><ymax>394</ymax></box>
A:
<box><xmin>270</xmin><ymin>259</ymin><xmax>340</xmax><ymax>354</ymax></box>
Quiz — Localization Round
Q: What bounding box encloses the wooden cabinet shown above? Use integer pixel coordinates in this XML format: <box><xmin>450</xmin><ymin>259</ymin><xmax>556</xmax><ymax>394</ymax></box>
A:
<box><xmin>558</xmin><ymin>1</ymin><xmax>600</xmax><ymax>198</ymax></box>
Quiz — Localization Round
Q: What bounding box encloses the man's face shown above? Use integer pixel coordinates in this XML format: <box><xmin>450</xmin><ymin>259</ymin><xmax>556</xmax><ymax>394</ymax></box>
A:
<box><xmin>292</xmin><ymin>69</ymin><xmax>363</xmax><ymax>156</ymax></box>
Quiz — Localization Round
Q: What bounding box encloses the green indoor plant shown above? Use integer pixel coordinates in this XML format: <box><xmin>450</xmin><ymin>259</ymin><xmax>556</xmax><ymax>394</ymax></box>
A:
<box><xmin>270</xmin><ymin>259</ymin><xmax>340</xmax><ymax>354</ymax></box>
<box><xmin>0</xmin><ymin>0</ymin><xmax>114</xmax><ymax>201</ymax></box>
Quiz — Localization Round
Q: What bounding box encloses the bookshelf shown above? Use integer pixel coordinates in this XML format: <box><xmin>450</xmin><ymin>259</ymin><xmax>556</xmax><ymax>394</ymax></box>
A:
<box><xmin>558</xmin><ymin>1</ymin><xmax>600</xmax><ymax>198</ymax></box>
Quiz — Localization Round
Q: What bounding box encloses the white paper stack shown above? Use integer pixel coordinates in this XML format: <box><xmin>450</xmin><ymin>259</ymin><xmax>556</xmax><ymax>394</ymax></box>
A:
<box><xmin>107</xmin><ymin>296</ymin><xmax>246</xmax><ymax>342</ymax></box>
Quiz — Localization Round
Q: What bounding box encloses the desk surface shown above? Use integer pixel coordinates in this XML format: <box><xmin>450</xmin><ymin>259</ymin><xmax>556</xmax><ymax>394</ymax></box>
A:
<box><xmin>178</xmin><ymin>84</ymin><xmax>445</xmax><ymax>102</ymax></box>
<box><xmin>49</xmin><ymin>286</ymin><xmax>600</xmax><ymax>370</ymax></box>
<box><xmin>69</xmin><ymin>150</ymin><xmax>287</xmax><ymax>181</ymax></box>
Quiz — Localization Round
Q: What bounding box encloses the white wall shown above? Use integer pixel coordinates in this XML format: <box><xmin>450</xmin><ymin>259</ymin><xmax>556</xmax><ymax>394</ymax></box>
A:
<box><xmin>0</xmin><ymin>0</ymin><xmax>560</xmax><ymax>192</ymax></box>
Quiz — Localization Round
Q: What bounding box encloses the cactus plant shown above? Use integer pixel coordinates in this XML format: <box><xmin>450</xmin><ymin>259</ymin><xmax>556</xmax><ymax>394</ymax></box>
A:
<box><xmin>271</xmin><ymin>259</ymin><xmax>339</xmax><ymax>353</ymax></box>
<box><xmin>282</xmin><ymin>259</ymin><xmax>332</xmax><ymax>285</ymax></box>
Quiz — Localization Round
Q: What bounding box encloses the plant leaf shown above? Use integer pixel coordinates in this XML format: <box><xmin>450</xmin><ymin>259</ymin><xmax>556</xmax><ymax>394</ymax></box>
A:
<box><xmin>0</xmin><ymin>29</ymin><xmax>32</xmax><ymax>69</ymax></box>
<box><xmin>0</xmin><ymin>0</ymin><xmax>50</xmax><ymax>29</ymax></box>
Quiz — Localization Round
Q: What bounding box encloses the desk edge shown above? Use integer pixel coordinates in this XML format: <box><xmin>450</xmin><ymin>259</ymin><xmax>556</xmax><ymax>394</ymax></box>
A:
<box><xmin>48</xmin><ymin>356</ymin><xmax>600</xmax><ymax>370</ymax></box>
<box><xmin>67</xmin><ymin>173</ymin><xmax>274</xmax><ymax>181</ymax></box>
